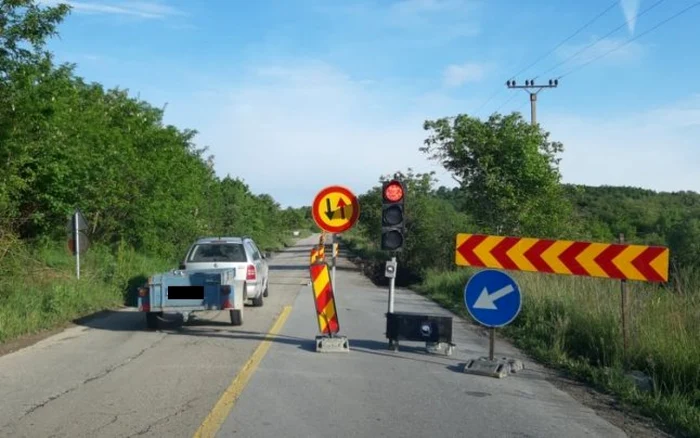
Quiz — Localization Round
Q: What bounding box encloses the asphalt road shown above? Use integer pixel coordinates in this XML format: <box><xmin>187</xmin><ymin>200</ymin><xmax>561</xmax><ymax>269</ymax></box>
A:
<box><xmin>0</xmin><ymin>234</ymin><xmax>667</xmax><ymax>437</ymax></box>
<box><xmin>0</xmin><ymin>235</ymin><xmax>316</xmax><ymax>438</ymax></box>
<box><xmin>216</xmin><ymin>238</ymin><xmax>631</xmax><ymax>438</ymax></box>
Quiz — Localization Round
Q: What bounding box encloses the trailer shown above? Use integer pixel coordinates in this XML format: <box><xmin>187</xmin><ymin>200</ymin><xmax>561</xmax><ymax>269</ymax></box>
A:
<box><xmin>137</xmin><ymin>268</ymin><xmax>244</xmax><ymax>329</ymax></box>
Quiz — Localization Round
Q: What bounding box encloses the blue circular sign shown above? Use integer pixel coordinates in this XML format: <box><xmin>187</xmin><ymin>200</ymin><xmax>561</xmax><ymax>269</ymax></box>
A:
<box><xmin>464</xmin><ymin>269</ymin><xmax>522</xmax><ymax>328</ymax></box>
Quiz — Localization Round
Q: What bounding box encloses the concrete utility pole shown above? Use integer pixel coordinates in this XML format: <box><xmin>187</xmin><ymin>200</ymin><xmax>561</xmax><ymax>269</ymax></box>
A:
<box><xmin>506</xmin><ymin>79</ymin><xmax>559</xmax><ymax>125</ymax></box>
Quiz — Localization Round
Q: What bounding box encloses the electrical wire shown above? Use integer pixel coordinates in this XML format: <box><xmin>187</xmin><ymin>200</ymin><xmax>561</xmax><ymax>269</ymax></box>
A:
<box><xmin>535</xmin><ymin>0</ymin><xmax>667</xmax><ymax>79</ymax></box>
<box><xmin>473</xmin><ymin>88</ymin><xmax>505</xmax><ymax>117</ymax></box>
<box><xmin>508</xmin><ymin>0</ymin><xmax>619</xmax><ymax>81</ymax></box>
<box><xmin>557</xmin><ymin>0</ymin><xmax>700</xmax><ymax>79</ymax></box>
<box><xmin>473</xmin><ymin>1</ymin><xmax>620</xmax><ymax>117</ymax></box>
<box><xmin>492</xmin><ymin>93</ymin><xmax>518</xmax><ymax>114</ymax></box>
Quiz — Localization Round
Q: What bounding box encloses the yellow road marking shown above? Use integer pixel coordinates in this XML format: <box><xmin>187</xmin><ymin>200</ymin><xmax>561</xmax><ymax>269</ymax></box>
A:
<box><xmin>192</xmin><ymin>305</ymin><xmax>293</xmax><ymax>438</ymax></box>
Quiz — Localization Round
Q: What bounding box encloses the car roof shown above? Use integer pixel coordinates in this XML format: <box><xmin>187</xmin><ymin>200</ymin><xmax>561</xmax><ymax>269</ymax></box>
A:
<box><xmin>193</xmin><ymin>237</ymin><xmax>251</xmax><ymax>244</ymax></box>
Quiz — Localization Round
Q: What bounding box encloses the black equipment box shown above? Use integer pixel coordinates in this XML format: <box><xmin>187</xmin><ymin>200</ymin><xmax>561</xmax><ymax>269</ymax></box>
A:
<box><xmin>385</xmin><ymin>311</ymin><xmax>453</xmax><ymax>345</ymax></box>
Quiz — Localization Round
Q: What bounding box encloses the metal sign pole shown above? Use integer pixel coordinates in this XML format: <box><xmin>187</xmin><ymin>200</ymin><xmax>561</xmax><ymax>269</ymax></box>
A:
<box><xmin>331</xmin><ymin>238</ymin><xmax>337</xmax><ymax>290</ymax></box>
<box><xmin>74</xmin><ymin>211</ymin><xmax>80</xmax><ymax>279</ymax></box>
<box><xmin>387</xmin><ymin>256</ymin><xmax>396</xmax><ymax>314</ymax></box>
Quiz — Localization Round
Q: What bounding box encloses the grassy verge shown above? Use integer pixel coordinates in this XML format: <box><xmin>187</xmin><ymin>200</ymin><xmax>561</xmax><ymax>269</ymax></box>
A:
<box><xmin>0</xmin><ymin>236</ymin><xmax>171</xmax><ymax>344</ymax></box>
<box><xmin>0</xmin><ymin>229</ymin><xmax>305</xmax><ymax>345</ymax></box>
<box><xmin>339</xmin><ymin>231</ymin><xmax>700</xmax><ymax>438</ymax></box>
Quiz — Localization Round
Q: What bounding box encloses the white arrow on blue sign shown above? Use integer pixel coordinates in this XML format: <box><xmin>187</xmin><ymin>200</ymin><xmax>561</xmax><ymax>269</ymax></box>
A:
<box><xmin>464</xmin><ymin>269</ymin><xmax>522</xmax><ymax>328</ymax></box>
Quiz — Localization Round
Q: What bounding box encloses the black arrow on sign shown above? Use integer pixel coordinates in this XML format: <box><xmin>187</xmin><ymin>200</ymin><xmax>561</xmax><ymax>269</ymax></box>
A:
<box><xmin>325</xmin><ymin>198</ymin><xmax>334</xmax><ymax>220</ymax></box>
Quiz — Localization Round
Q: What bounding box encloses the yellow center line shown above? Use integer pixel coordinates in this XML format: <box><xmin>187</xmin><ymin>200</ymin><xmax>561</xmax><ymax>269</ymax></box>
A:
<box><xmin>192</xmin><ymin>305</ymin><xmax>293</xmax><ymax>438</ymax></box>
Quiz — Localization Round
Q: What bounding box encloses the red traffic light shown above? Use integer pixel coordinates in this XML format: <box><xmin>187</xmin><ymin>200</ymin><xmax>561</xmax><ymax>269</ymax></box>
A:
<box><xmin>383</xmin><ymin>180</ymin><xmax>404</xmax><ymax>202</ymax></box>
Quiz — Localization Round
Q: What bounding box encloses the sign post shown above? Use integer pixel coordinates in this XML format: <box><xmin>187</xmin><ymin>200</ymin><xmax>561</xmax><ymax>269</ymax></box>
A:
<box><xmin>74</xmin><ymin>211</ymin><xmax>80</xmax><ymax>279</ymax></box>
<box><xmin>308</xmin><ymin>185</ymin><xmax>359</xmax><ymax>353</ymax></box>
<box><xmin>331</xmin><ymin>240</ymin><xmax>338</xmax><ymax>290</ymax></box>
<box><xmin>66</xmin><ymin>208</ymin><xmax>89</xmax><ymax>279</ymax></box>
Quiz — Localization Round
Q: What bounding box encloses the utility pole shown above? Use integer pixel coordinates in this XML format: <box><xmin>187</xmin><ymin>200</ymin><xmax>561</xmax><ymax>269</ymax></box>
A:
<box><xmin>506</xmin><ymin>79</ymin><xmax>559</xmax><ymax>125</ymax></box>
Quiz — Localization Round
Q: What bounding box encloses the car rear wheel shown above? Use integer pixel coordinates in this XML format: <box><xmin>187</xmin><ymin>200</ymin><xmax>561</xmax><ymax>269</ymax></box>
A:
<box><xmin>263</xmin><ymin>283</ymin><xmax>269</xmax><ymax>297</ymax></box>
<box><xmin>146</xmin><ymin>312</ymin><xmax>162</xmax><ymax>330</ymax></box>
<box><xmin>252</xmin><ymin>292</ymin><xmax>264</xmax><ymax>307</ymax></box>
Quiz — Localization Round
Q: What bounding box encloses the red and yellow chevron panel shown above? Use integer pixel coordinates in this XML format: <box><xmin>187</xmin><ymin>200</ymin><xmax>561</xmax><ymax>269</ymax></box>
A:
<box><xmin>310</xmin><ymin>245</ymin><xmax>325</xmax><ymax>264</ymax></box>
<box><xmin>455</xmin><ymin>233</ymin><xmax>669</xmax><ymax>283</ymax></box>
<box><xmin>309</xmin><ymin>262</ymin><xmax>340</xmax><ymax>334</ymax></box>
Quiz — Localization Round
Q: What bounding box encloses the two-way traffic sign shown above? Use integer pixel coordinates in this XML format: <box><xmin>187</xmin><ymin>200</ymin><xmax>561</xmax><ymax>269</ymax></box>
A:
<box><xmin>464</xmin><ymin>269</ymin><xmax>521</xmax><ymax>328</ymax></box>
<box><xmin>311</xmin><ymin>185</ymin><xmax>360</xmax><ymax>233</ymax></box>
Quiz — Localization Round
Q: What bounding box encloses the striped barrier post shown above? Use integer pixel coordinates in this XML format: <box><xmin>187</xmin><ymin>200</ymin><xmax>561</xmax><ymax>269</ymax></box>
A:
<box><xmin>309</xmin><ymin>260</ymin><xmax>340</xmax><ymax>336</ymax></box>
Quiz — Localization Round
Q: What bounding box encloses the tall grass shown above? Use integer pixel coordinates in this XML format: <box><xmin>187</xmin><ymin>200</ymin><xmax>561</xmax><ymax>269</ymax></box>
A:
<box><xmin>0</xmin><ymin>235</ymin><xmax>172</xmax><ymax>343</ymax></box>
<box><xmin>0</xmin><ymin>230</ymin><xmax>303</xmax><ymax>344</ymax></box>
<box><xmin>418</xmin><ymin>268</ymin><xmax>700</xmax><ymax>437</ymax></box>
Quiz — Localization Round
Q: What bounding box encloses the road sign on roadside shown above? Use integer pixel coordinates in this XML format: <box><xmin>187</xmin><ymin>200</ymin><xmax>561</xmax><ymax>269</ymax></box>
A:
<box><xmin>464</xmin><ymin>269</ymin><xmax>521</xmax><ymax>328</ymax></box>
<box><xmin>66</xmin><ymin>208</ymin><xmax>89</xmax><ymax>232</ymax></box>
<box><xmin>455</xmin><ymin>233</ymin><xmax>669</xmax><ymax>283</ymax></box>
<box><xmin>67</xmin><ymin>231</ymin><xmax>90</xmax><ymax>255</ymax></box>
<box><xmin>312</xmin><ymin>185</ymin><xmax>360</xmax><ymax>233</ymax></box>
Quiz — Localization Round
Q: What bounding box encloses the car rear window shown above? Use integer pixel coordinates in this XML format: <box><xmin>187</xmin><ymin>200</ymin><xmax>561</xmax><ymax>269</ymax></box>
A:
<box><xmin>187</xmin><ymin>243</ymin><xmax>248</xmax><ymax>263</ymax></box>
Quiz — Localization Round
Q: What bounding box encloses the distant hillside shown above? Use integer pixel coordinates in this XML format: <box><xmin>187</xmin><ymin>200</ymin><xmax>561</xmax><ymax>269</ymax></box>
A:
<box><xmin>434</xmin><ymin>184</ymin><xmax>700</xmax><ymax>267</ymax></box>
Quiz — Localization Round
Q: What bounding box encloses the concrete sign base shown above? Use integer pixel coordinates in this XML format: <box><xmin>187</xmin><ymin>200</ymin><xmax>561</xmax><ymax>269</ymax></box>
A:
<box><xmin>315</xmin><ymin>335</ymin><xmax>350</xmax><ymax>353</ymax></box>
<box><xmin>425</xmin><ymin>342</ymin><xmax>455</xmax><ymax>356</ymax></box>
<box><xmin>462</xmin><ymin>356</ymin><xmax>524</xmax><ymax>379</ymax></box>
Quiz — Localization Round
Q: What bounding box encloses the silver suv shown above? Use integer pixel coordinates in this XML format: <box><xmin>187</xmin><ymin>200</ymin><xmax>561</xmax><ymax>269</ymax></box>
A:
<box><xmin>180</xmin><ymin>236</ymin><xmax>269</xmax><ymax>307</ymax></box>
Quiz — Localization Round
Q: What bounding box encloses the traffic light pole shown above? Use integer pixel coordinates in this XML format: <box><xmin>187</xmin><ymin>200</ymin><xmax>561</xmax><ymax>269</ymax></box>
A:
<box><xmin>381</xmin><ymin>179</ymin><xmax>404</xmax><ymax>315</ymax></box>
<box><xmin>387</xmin><ymin>256</ymin><xmax>397</xmax><ymax>314</ymax></box>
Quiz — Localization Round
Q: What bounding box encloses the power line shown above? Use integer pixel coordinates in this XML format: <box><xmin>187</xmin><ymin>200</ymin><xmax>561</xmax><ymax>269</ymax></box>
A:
<box><xmin>558</xmin><ymin>0</ymin><xmax>700</xmax><ymax>80</ymax></box>
<box><xmin>508</xmin><ymin>0</ymin><xmax>619</xmax><ymax>81</ymax></box>
<box><xmin>473</xmin><ymin>1</ymin><xmax>619</xmax><ymax>118</ymax></box>
<box><xmin>492</xmin><ymin>93</ymin><xmax>518</xmax><ymax>114</ymax></box>
<box><xmin>535</xmin><ymin>0</ymin><xmax>667</xmax><ymax>79</ymax></box>
<box><xmin>473</xmin><ymin>88</ymin><xmax>504</xmax><ymax>117</ymax></box>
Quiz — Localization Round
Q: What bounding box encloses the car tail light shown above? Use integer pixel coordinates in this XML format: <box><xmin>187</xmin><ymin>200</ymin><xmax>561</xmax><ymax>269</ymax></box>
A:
<box><xmin>246</xmin><ymin>264</ymin><xmax>256</xmax><ymax>281</ymax></box>
<box><xmin>220</xmin><ymin>285</ymin><xmax>231</xmax><ymax>295</ymax></box>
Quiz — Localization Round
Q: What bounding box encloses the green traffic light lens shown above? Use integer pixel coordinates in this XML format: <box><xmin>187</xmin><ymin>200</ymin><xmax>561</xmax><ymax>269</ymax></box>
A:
<box><xmin>382</xmin><ymin>230</ymin><xmax>403</xmax><ymax>250</ymax></box>
<box><xmin>383</xmin><ymin>205</ymin><xmax>402</xmax><ymax>226</ymax></box>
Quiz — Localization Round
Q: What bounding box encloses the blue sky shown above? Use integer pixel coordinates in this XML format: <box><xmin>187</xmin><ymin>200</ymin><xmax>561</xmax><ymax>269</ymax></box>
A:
<box><xmin>40</xmin><ymin>0</ymin><xmax>700</xmax><ymax>208</ymax></box>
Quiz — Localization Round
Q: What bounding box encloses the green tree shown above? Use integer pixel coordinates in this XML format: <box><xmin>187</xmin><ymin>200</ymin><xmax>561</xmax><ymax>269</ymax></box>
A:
<box><xmin>0</xmin><ymin>0</ymin><xmax>71</xmax><ymax>228</ymax></box>
<box><xmin>421</xmin><ymin>112</ymin><xmax>575</xmax><ymax>238</ymax></box>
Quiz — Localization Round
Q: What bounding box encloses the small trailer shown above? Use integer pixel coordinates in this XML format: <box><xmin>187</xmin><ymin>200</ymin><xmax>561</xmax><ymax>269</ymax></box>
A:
<box><xmin>137</xmin><ymin>268</ymin><xmax>244</xmax><ymax>329</ymax></box>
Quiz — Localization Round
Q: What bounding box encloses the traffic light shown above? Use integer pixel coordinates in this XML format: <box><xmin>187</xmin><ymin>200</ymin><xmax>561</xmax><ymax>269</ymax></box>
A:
<box><xmin>381</xmin><ymin>179</ymin><xmax>405</xmax><ymax>251</ymax></box>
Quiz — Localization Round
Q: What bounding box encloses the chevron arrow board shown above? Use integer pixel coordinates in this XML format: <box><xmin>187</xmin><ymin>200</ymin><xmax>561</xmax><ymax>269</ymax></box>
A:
<box><xmin>455</xmin><ymin>233</ymin><xmax>669</xmax><ymax>283</ymax></box>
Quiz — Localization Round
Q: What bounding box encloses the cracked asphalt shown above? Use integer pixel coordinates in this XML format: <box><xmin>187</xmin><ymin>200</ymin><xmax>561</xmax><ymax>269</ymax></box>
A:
<box><xmin>0</xmin><ymin>235</ymin><xmax>315</xmax><ymax>438</ymax></box>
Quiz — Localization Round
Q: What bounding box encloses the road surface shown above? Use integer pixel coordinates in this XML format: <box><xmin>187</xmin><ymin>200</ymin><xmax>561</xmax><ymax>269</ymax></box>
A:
<box><xmin>0</xmin><ymin>234</ymin><xmax>668</xmax><ymax>437</ymax></box>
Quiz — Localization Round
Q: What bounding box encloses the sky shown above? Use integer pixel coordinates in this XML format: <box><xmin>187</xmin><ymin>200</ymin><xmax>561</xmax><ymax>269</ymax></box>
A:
<box><xmin>38</xmin><ymin>0</ymin><xmax>700</xmax><ymax>208</ymax></box>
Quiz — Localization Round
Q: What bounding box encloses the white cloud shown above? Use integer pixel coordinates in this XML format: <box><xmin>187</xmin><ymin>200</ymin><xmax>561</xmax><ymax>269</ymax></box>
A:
<box><xmin>38</xmin><ymin>0</ymin><xmax>183</xmax><ymax>19</ymax></box>
<box><xmin>548</xmin><ymin>94</ymin><xmax>700</xmax><ymax>192</ymax></box>
<box><xmin>160</xmin><ymin>60</ymin><xmax>699</xmax><ymax>208</ymax></box>
<box><xmin>443</xmin><ymin>62</ymin><xmax>489</xmax><ymax>87</ymax></box>
<box><xmin>556</xmin><ymin>37</ymin><xmax>645</xmax><ymax>66</ymax></box>
<box><xmin>175</xmin><ymin>60</ymin><xmax>471</xmax><ymax>208</ymax></box>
